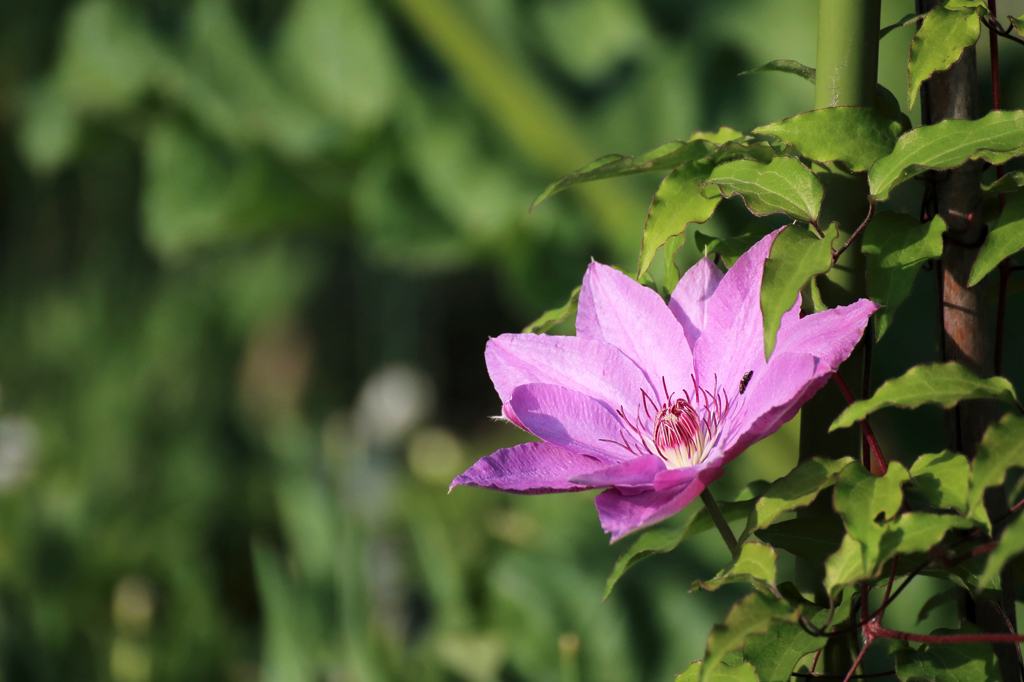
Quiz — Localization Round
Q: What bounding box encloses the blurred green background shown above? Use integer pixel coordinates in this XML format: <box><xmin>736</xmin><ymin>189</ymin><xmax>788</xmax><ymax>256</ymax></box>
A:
<box><xmin>2</xmin><ymin>1</ymin><xmax>1024</xmax><ymax>681</ymax></box>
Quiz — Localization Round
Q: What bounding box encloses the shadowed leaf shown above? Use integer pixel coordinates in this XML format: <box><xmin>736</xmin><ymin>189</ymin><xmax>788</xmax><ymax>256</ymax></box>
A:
<box><xmin>522</xmin><ymin>286</ymin><xmax>581</xmax><ymax>333</ymax></box>
<box><xmin>754</xmin><ymin>107</ymin><xmax>901</xmax><ymax>172</ymax></box>
<box><xmin>740</xmin><ymin>456</ymin><xmax>852</xmax><ymax>542</ymax></box>
<box><xmin>910</xmin><ymin>450</ymin><xmax>970</xmax><ymax>513</ymax></box>
<box><xmin>907</xmin><ymin>4</ymin><xmax>985</xmax><ymax>111</ymax></box>
<box><xmin>695</xmin><ymin>542</ymin><xmax>777</xmax><ymax>594</ymax></box>
<box><xmin>701</xmin><ymin>593</ymin><xmax>798</xmax><ymax>682</ymax></box>
<box><xmin>968</xmin><ymin>413</ymin><xmax>1024</xmax><ymax>529</ymax></box>
<box><xmin>970</xmin><ymin>189</ymin><xmax>1024</xmax><ymax>286</ymax></box>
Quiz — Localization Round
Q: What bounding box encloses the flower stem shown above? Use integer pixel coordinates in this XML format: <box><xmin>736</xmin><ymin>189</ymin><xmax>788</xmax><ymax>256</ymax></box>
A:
<box><xmin>700</xmin><ymin>489</ymin><xmax>738</xmax><ymax>554</ymax></box>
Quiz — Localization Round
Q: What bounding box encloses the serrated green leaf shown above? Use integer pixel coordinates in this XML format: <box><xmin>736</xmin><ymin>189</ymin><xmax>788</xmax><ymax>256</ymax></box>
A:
<box><xmin>893</xmin><ymin>634</ymin><xmax>1000</xmax><ymax>682</ymax></box>
<box><xmin>970</xmin><ymin>188</ymin><xmax>1024</xmax><ymax>286</ymax></box>
<box><xmin>676</xmin><ymin>659</ymin><xmax>757</xmax><ymax>682</ymax></box>
<box><xmin>755</xmin><ymin>514</ymin><xmax>845</xmax><ymax>563</ymax></box>
<box><xmin>701</xmin><ymin>593</ymin><xmax>798</xmax><ymax>682</ymax></box>
<box><xmin>742</xmin><ymin>606</ymin><xmax>828</xmax><ymax>682</ymax></box>
<box><xmin>693</xmin><ymin>224</ymin><xmax>775</xmax><ymax>267</ymax></box>
<box><xmin>968</xmin><ymin>413</ymin><xmax>1024</xmax><ymax>529</ymax></box>
<box><xmin>638</xmin><ymin>160</ymin><xmax>720</xmax><ymax>278</ymax></box>
<box><xmin>824</xmin><ymin>534</ymin><xmax>866</xmax><ymax>597</ymax></box>
<box><xmin>908</xmin><ymin>5</ymin><xmax>983</xmax><ymax>111</ymax></box>
<box><xmin>522</xmin><ymin>285</ymin><xmax>581</xmax><ymax>333</ymax></box>
<box><xmin>862</xmin><ymin>213</ymin><xmax>945</xmax><ymax>340</ymax></box>
<box><xmin>910</xmin><ymin>450</ymin><xmax>970</xmax><ymax>513</ymax></box>
<box><xmin>531</xmin><ymin>128</ymin><xmax>747</xmax><ymax>209</ymax></box>
<box><xmin>707</xmin><ymin>157</ymin><xmax>824</xmax><ymax>224</ymax></box>
<box><xmin>834</xmin><ymin>461</ymin><xmax>910</xmax><ymax>538</ymax></box>
<box><xmin>695</xmin><ymin>541</ymin><xmax>777</xmax><ymax>593</ymax></box>
<box><xmin>754</xmin><ymin>108</ymin><xmax>901</xmax><ymax>173</ymax></box>
<box><xmin>740</xmin><ymin>456</ymin><xmax>853</xmax><ymax>542</ymax></box>
<box><xmin>831</xmin><ymin>362</ymin><xmax>1019</xmax><ymax>431</ymax></box>
<box><xmin>885</xmin><ymin>512</ymin><xmax>975</xmax><ymax>556</ymax></box>
<box><xmin>603</xmin><ymin>491</ymin><xmax>762</xmax><ymax>599</ymax></box>
<box><xmin>978</xmin><ymin>511</ymin><xmax>1024</xmax><ymax>588</ymax></box>
<box><xmin>760</xmin><ymin>223</ymin><xmax>836</xmax><ymax>358</ymax></box>
<box><xmin>869</xmin><ymin>110</ymin><xmax>1024</xmax><ymax>200</ymax></box>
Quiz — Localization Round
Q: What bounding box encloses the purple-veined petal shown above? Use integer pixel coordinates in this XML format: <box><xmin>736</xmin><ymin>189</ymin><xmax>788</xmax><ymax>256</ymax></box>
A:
<box><xmin>451</xmin><ymin>441</ymin><xmax>606</xmax><ymax>493</ymax></box>
<box><xmin>569</xmin><ymin>455</ymin><xmax>665</xmax><ymax>494</ymax></box>
<box><xmin>486</xmin><ymin>333</ymin><xmax>651</xmax><ymax>411</ymax></box>
<box><xmin>652</xmin><ymin>466</ymin><xmax>700</xmax><ymax>491</ymax></box>
<box><xmin>575</xmin><ymin>262</ymin><xmax>695</xmax><ymax>396</ymax></box>
<box><xmin>594</xmin><ymin>465</ymin><xmax>724</xmax><ymax>541</ymax></box>
<box><xmin>669</xmin><ymin>257</ymin><xmax>724</xmax><ymax>347</ymax></box>
<box><xmin>693</xmin><ymin>229</ymin><xmax>780</xmax><ymax>397</ymax></box>
<box><xmin>509</xmin><ymin>383</ymin><xmax>633</xmax><ymax>461</ymax></box>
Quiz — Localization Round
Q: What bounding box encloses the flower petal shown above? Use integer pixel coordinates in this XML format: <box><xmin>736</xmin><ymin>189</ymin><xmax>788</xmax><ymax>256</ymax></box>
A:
<box><xmin>693</xmin><ymin>229</ymin><xmax>779</xmax><ymax>398</ymax></box>
<box><xmin>669</xmin><ymin>257</ymin><xmax>724</xmax><ymax>347</ymax></box>
<box><xmin>575</xmin><ymin>262</ymin><xmax>694</xmax><ymax>395</ymax></box>
<box><xmin>774</xmin><ymin>298</ymin><xmax>879</xmax><ymax>369</ymax></box>
<box><xmin>486</xmin><ymin>333</ymin><xmax>650</xmax><ymax>410</ymax></box>
<box><xmin>451</xmin><ymin>441</ymin><xmax>605</xmax><ymax>493</ymax></box>
<box><xmin>569</xmin><ymin>456</ymin><xmax>665</xmax><ymax>494</ymax></box>
<box><xmin>509</xmin><ymin>383</ymin><xmax>632</xmax><ymax>461</ymax></box>
<box><xmin>594</xmin><ymin>464</ymin><xmax>724</xmax><ymax>541</ymax></box>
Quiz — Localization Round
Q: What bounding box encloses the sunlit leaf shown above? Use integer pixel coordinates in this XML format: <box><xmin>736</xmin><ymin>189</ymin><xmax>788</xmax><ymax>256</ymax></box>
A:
<box><xmin>707</xmin><ymin>157</ymin><xmax>824</xmax><ymax>224</ymax></box>
<box><xmin>970</xmin><ymin>189</ymin><xmax>1024</xmax><ymax>286</ymax></box>
<box><xmin>869</xmin><ymin>110</ymin><xmax>1024</xmax><ymax>200</ymax></box>
<box><xmin>531</xmin><ymin>128</ymin><xmax>746</xmax><ymax>209</ymax></box>
<box><xmin>522</xmin><ymin>286</ymin><xmax>581</xmax><ymax>333</ymax></box>
<box><xmin>830</xmin><ymin>362</ymin><xmax>1019</xmax><ymax>431</ymax></box>
<box><xmin>701</xmin><ymin>593</ymin><xmax>798</xmax><ymax>682</ymax></box>
<box><xmin>910</xmin><ymin>450</ymin><xmax>970</xmax><ymax>513</ymax></box>
<box><xmin>742</xmin><ymin>605</ymin><xmax>828</xmax><ymax>682</ymax></box>
<box><xmin>664</xmin><ymin>233</ymin><xmax>686</xmax><ymax>292</ymax></box>
<box><xmin>968</xmin><ymin>413</ymin><xmax>1024</xmax><ymax>529</ymax></box>
<box><xmin>754</xmin><ymin>107</ymin><xmax>902</xmax><ymax>172</ymax></box>
<box><xmin>740</xmin><ymin>456</ymin><xmax>853</xmax><ymax>542</ymax></box>
<box><xmin>982</xmin><ymin>170</ymin><xmax>1024</xmax><ymax>197</ymax></box>
<box><xmin>862</xmin><ymin>213</ymin><xmax>945</xmax><ymax>340</ymax></box>
<box><xmin>676</xmin><ymin>659</ymin><xmax>757</xmax><ymax>682</ymax></box>
<box><xmin>695</xmin><ymin>542</ymin><xmax>777</xmax><ymax>594</ymax></box>
<box><xmin>638</xmin><ymin>160</ymin><xmax>720</xmax><ymax>278</ymax></box>
<box><xmin>978</xmin><ymin>511</ymin><xmax>1024</xmax><ymax>588</ymax></box>
<box><xmin>907</xmin><ymin>4</ymin><xmax>984</xmax><ymax>111</ymax></box>
<box><xmin>760</xmin><ymin>223</ymin><xmax>836</xmax><ymax>358</ymax></box>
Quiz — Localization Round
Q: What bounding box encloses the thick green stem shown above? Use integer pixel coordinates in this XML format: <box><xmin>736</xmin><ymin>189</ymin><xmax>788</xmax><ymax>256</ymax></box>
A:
<box><xmin>700</xmin><ymin>489</ymin><xmax>737</xmax><ymax>555</ymax></box>
<box><xmin>814</xmin><ymin>0</ymin><xmax>881</xmax><ymax>109</ymax></box>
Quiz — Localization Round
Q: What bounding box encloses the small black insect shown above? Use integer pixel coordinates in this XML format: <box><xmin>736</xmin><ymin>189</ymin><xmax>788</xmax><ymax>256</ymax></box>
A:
<box><xmin>738</xmin><ymin>370</ymin><xmax>753</xmax><ymax>394</ymax></box>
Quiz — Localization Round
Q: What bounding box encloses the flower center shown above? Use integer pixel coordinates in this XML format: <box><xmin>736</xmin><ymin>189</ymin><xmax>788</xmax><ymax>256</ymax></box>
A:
<box><xmin>607</xmin><ymin>378</ymin><xmax>728</xmax><ymax>469</ymax></box>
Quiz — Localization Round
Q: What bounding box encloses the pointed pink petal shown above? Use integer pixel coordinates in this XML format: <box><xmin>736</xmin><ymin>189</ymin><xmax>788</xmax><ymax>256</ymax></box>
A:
<box><xmin>594</xmin><ymin>464</ymin><xmax>724</xmax><ymax>541</ymax></box>
<box><xmin>652</xmin><ymin>466</ymin><xmax>700</xmax><ymax>491</ymax></box>
<box><xmin>774</xmin><ymin>299</ymin><xmax>879</xmax><ymax>369</ymax></box>
<box><xmin>486</xmin><ymin>333</ymin><xmax>650</xmax><ymax>411</ymax></box>
<box><xmin>569</xmin><ymin>456</ymin><xmax>666</xmax><ymax>493</ymax></box>
<box><xmin>509</xmin><ymin>383</ymin><xmax>632</xmax><ymax>461</ymax></box>
<box><xmin>669</xmin><ymin>258</ymin><xmax>724</xmax><ymax>347</ymax></box>
<box><xmin>451</xmin><ymin>441</ymin><xmax>606</xmax><ymax>493</ymax></box>
<box><xmin>693</xmin><ymin>229</ymin><xmax>780</xmax><ymax>396</ymax></box>
<box><xmin>575</xmin><ymin>262</ymin><xmax>695</xmax><ymax>396</ymax></box>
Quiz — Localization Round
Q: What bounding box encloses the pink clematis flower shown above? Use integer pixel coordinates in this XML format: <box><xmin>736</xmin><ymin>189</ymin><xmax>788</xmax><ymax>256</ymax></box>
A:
<box><xmin>451</xmin><ymin>230</ymin><xmax>877</xmax><ymax>541</ymax></box>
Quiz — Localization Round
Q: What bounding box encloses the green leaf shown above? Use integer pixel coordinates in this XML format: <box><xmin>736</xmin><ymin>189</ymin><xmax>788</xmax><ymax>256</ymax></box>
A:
<box><xmin>978</xmin><ymin>511</ymin><xmax>1024</xmax><ymax>588</ymax></box>
<box><xmin>869</xmin><ymin>110</ymin><xmax>1024</xmax><ymax>201</ymax></box>
<box><xmin>755</xmin><ymin>514</ymin><xmax>845</xmax><ymax>563</ymax></box>
<box><xmin>908</xmin><ymin>5</ymin><xmax>984</xmax><ymax>111</ymax></box>
<box><xmin>760</xmin><ymin>223</ymin><xmax>836</xmax><ymax>358</ymax></box>
<box><xmin>910</xmin><ymin>450</ymin><xmax>971</xmax><ymax>513</ymax></box>
<box><xmin>531</xmin><ymin>128</ymin><xmax>746</xmax><ymax>208</ymax></box>
<box><xmin>742</xmin><ymin>606</ymin><xmax>828</xmax><ymax>682</ymax></box>
<box><xmin>1012</xmin><ymin>15</ymin><xmax>1024</xmax><ymax>38</ymax></box>
<box><xmin>701</xmin><ymin>593</ymin><xmax>798</xmax><ymax>682</ymax></box>
<box><xmin>740</xmin><ymin>60</ymin><xmax>910</xmax><ymax>131</ymax></box>
<box><xmin>824</xmin><ymin>534</ymin><xmax>867</xmax><ymax>597</ymax></box>
<box><xmin>638</xmin><ymin>160</ymin><xmax>720</xmax><ymax>278</ymax></box>
<box><xmin>603</xmin><ymin>492</ymin><xmax>762</xmax><ymax>599</ymax></box>
<box><xmin>916</xmin><ymin>589</ymin><xmax>958</xmax><ymax>624</ymax></box>
<box><xmin>754</xmin><ymin>107</ymin><xmax>902</xmax><ymax>173</ymax></box>
<box><xmin>982</xmin><ymin>170</ymin><xmax>1024</xmax><ymax>198</ymax></box>
<box><xmin>885</xmin><ymin>512</ymin><xmax>976</xmax><ymax>557</ymax></box>
<box><xmin>830</xmin><ymin>362</ymin><xmax>1019</xmax><ymax>431</ymax></box>
<box><xmin>693</xmin><ymin>224</ymin><xmax>775</xmax><ymax>267</ymax></box>
<box><xmin>695</xmin><ymin>541</ymin><xmax>777</xmax><ymax>594</ymax></box>
<box><xmin>740</xmin><ymin>456</ymin><xmax>853</xmax><ymax>542</ymax></box>
<box><xmin>676</xmin><ymin>659</ymin><xmax>758</xmax><ymax>682</ymax></box>
<box><xmin>707</xmin><ymin>156</ymin><xmax>824</xmax><ymax>224</ymax></box>
<box><xmin>522</xmin><ymin>285</ymin><xmax>581</xmax><ymax>333</ymax></box>
<box><xmin>968</xmin><ymin>413</ymin><xmax>1024</xmax><ymax>529</ymax></box>
<box><xmin>862</xmin><ymin>213</ymin><xmax>945</xmax><ymax>340</ymax></box>
<box><xmin>663</xmin><ymin>232</ymin><xmax>686</xmax><ymax>292</ymax></box>
<box><xmin>970</xmin><ymin>189</ymin><xmax>1024</xmax><ymax>286</ymax></box>
<box><xmin>880</xmin><ymin>12</ymin><xmax>928</xmax><ymax>39</ymax></box>
<box><xmin>892</xmin><ymin>635</ymin><xmax>1000</xmax><ymax>682</ymax></box>
<box><xmin>834</xmin><ymin>461</ymin><xmax>910</xmax><ymax>540</ymax></box>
